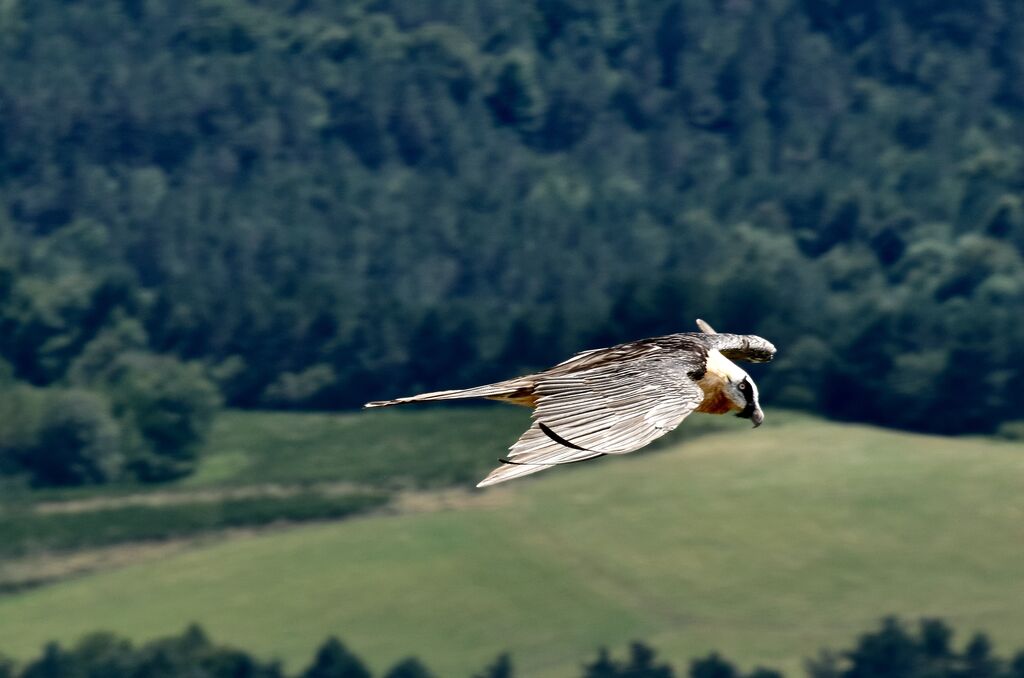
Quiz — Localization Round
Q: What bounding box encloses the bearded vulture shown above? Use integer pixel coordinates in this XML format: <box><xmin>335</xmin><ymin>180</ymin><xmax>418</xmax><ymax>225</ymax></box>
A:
<box><xmin>365</xmin><ymin>319</ymin><xmax>776</xmax><ymax>487</ymax></box>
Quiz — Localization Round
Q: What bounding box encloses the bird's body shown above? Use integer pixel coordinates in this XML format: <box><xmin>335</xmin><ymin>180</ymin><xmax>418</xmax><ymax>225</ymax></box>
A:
<box><xmin>365</xmin><ymin>320</ymin><xmax>775</xmax><ymax>487</ymax></box>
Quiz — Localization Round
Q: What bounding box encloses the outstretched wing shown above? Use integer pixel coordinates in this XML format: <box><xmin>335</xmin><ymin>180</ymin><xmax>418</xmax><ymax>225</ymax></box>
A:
<box><xmin>695</xmin><ymin>320</ymin><xmax>776</xmax><ymax>364</ymax></box>
<box><xmin>476</xmin><ymin>348</ymin><xmax>705</xmax><ymax>487</ymax></box>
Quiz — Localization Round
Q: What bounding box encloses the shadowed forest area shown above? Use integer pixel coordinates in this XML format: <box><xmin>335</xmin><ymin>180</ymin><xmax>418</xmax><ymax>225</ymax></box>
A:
<box><xmin>1</xmin><ymin>0</ymin><xmax>1024</xmax><ymax>486</ymax></box>
<box><xmin>4</xmin><ymin>618</ymin><xmax>1024</xmax><ymax>678</ymax></box>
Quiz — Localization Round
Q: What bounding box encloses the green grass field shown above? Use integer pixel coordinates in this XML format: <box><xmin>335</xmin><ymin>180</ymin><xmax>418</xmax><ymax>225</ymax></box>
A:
<box><xmin>0</xmin><ymin>405</ymin><xmax>740</xmax><ymax>578</ymax></box>
<box><xmin>187</xmin><ymin>406</ymin><xmax>743</xmax><ymax>489</ymax></box>
<box><xmin>3</xmin><ymin>406</ymin><xmax>535</xmax><ymax>501</ymax></box>
<box><xmin>187</xmin><ymin>406</ymin><xmax>534</xmax><ymax>488</ymax></box>
<box><xmin>1</xmin><ymin>414</ymin><xmax>1023</xmax><ymax>676</ymax></box>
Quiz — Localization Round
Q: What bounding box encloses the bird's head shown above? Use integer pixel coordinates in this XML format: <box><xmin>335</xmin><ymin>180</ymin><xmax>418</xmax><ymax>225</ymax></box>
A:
<box><xmin>696</xmin><ymin>318</ymin><xmax>766</xmax><ymax>427</ymax></box>
<box><xmin>722</xmin><ymin>367</ymin><xmax>764</xmax><ymax>428</ymax></box>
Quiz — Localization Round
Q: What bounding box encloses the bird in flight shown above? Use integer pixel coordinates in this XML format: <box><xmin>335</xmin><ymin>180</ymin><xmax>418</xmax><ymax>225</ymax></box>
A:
<box><xmin>365</xmin><ymin>319</ymin><xmax>775</xmax><ymax>487</ymax></box>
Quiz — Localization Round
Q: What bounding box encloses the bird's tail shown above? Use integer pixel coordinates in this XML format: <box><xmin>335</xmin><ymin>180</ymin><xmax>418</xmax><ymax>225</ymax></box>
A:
<box><xmin>363</xmin><ymin>378</ymin><xmax>533</xmax><ymax>409</ymax></box>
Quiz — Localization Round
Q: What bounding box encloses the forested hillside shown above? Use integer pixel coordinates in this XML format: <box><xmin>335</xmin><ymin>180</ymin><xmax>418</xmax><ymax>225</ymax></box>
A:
<box><xmin>1</xmin><ymin>0</ymin><xmax>1023</xmax><ymax>466</ymax></box>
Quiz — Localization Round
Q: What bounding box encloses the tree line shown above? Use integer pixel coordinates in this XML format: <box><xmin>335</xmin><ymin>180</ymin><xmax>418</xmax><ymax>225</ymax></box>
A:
<box><xmin>3</xmin><ymin>617</ymin><xmax>1024</xmax><ymax>678</ymax></box>
<box><xmin>2</xmin><ymin>0</ymin><xmax>1024</xmax><ymax>485</ymax></box>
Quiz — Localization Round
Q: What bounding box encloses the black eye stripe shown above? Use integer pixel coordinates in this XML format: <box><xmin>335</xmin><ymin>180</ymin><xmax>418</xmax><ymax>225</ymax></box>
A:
<box><xmin>738</xmin><ymin>378</ymin><xmax>756</xmax><ymax>418</ymax></box>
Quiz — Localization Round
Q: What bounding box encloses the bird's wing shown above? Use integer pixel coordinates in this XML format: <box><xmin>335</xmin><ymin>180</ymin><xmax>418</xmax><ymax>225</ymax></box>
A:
<box><xmin>699</xmin><ymin>333</ymin><xmax>776</xmax><ymax>363</ymax></box>
<box><xmin>476</xmin><ymin>349</ymin><xmax>705</xmax><ymax>487</ymax></box>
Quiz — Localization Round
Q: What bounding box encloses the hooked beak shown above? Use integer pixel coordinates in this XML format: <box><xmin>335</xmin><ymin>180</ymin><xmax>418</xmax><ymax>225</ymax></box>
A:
<box><xmin>750</xmin><ymin>406</ymin><xmax>764</xmax><ymax>428</ymax></box>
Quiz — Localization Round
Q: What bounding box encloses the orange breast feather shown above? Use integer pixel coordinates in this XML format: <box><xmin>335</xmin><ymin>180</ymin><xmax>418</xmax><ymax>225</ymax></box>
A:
<box><xmin>695</xmin><ymin>373</ymin><xmax>736</xmax><ymax>414</ymax></box>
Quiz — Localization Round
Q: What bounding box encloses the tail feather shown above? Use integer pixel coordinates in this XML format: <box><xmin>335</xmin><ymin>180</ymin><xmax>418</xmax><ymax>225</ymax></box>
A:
<box><xmin>363</xmin><ymin>379</ymin><xmax>531</xmax><ymax>409</ymax></box>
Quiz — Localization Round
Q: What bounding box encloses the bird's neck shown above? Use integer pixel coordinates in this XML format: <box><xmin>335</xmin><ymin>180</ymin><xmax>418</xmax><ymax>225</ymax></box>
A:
<box><xmin>695</xmin><ymin>350</ymin><xmax>742</xmax><ymax>414</ymax></box>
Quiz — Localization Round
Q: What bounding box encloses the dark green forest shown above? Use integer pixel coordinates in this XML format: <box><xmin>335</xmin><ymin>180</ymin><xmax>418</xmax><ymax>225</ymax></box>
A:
<box><xmin>2</xmin><ymin>0</ymin><xmax>1024</xmax><ymax>484</ymax></box>
<box><xmin>4</xmin><ymin>618</ymin><xmax>1024</xmax><ymax>678</ymax></box>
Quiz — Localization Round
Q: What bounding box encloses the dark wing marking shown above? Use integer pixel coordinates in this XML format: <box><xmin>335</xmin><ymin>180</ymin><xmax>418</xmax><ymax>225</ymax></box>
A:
<box><xmin>538</xmin><ymin>422</ymin><xmax>589</xmax><ymax>451</ymax></box>
<box><xmin>699</xmin><ymin>333</ymin><xmax>776</xmax><ymax>363</ymax></box>
<box><xmin>476</xmin><ymin>345</ymin><xmax>705</xmax><ymax>487</ymax></box>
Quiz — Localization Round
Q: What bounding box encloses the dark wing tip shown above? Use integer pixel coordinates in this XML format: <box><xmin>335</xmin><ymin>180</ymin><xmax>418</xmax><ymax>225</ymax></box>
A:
<box><xmin>750</xmin><ymin>336</ymin><xmax>777</xmax><ymax>362</ymax></box>
<box><xmin>740</xmin><ymin>346</ymin><xmax>776</xmax><ymax>363</ymax></box>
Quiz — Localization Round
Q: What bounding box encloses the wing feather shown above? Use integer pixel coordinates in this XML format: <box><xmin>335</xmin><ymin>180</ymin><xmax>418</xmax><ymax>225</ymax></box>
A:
<box><xmin>476</xmin><ymin>349</ymin><xmax>705</xmax><ymax>487</ymax></box>
<box><xmin>699</xmin><ymin>333</ymin><xmax>776</xmax><ymax>363</ymax></box>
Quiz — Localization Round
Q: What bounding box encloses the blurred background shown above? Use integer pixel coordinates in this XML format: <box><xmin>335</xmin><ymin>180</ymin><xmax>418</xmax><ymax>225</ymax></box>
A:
<box><xmin>0</xmin><ymin>1</ymin><xmax>1023</xmax><ymax>676</ymax></box>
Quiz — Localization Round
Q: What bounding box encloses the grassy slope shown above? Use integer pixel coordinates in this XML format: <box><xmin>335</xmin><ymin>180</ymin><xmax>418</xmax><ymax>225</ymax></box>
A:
<box><xmin>0</xmin><ymin>406</ymin><xmax>740</xmax><ymax>567</ymax></box>
<box><xmin>1</xmin><ymin>416</ymin><xmax>1023</xmax><ymax>677</ymax></box>
<box><xmin>187</xmin><ymin>406</ymin><xmax>743</xmax><ymax>489</ymax></box>
<box><xmin>2</xmin><ymin>406</ymin><xmax>535</xmax><ymax>501</ymax></box>
<box><xmin>186</xmin><ymin>406</ymin><xmax>533</xmax><ymax>488</ymax></box>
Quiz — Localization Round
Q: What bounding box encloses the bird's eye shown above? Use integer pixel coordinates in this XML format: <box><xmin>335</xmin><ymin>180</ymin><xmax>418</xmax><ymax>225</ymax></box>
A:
<box><xmin>738</xmin><ymin>382</ymin><xmax>748</xmax><ymax>391</ymax></box>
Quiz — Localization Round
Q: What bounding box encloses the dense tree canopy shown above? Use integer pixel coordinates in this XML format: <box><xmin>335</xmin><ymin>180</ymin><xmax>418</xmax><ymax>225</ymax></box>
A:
<box><xmin>1</xmin><ymin>0</ymin><xmax>1022</xmax><ymax>459</ymax></box>
<box><xmin>4</xmin><ymin>619</ymin><xmax>1024</xmax><ymax>678</ymax></box>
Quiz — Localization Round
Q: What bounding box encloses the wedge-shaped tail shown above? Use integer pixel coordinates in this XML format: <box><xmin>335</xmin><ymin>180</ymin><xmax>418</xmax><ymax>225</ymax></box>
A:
<box><xmin>363</xmin><ymin>378</ymin><xmax>532</xmax><ymax>408</ymax></box>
